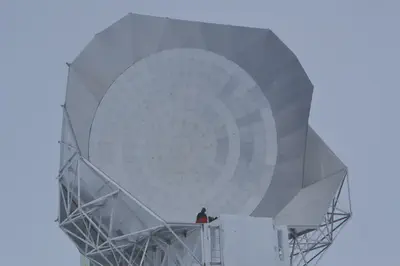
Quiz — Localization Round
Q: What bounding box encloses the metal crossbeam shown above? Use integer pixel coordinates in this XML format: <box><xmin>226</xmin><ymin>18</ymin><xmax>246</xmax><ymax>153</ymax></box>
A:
<box><xmin>57</xmin><ymin>144</ymin><xmax>204</xmax><ymax>266</ymax></box>
<box><xmin>289</xmin><ymin>172</ymin><xmax>352</xmax><ymax>266</ymax></box>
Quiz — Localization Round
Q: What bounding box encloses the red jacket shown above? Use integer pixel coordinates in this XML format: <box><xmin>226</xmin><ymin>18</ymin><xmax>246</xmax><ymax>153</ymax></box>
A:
<box><xmin>196</xmin><ymin>213</ymin><xmax>208</xmax><ymax>223</ymax></box>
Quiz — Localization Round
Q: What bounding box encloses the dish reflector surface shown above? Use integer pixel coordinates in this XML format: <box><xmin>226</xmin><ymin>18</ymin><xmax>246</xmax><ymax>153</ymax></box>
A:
<box><xmin>89</xmin><ymin>49</ymin><xmax>277</xmax><ymax>222</ymax></box>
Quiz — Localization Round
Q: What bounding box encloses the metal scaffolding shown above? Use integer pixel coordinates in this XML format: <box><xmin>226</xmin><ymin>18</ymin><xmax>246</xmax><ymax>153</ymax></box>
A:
<box><xmin>288</xmin><ymin>171</ymin><xmax>352</xmax><ymax>266</ymax></box>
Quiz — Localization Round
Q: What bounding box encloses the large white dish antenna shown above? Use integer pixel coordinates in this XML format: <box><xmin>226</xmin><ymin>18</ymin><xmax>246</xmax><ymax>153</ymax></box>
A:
<box><xmin>62</xmin><ymin>13</ymin><xmax>336</xmax><ymax>224</ymax></box>
<box><xmin>60</xmin><ymin>14</ymin><xmax>352</xmax><ymax>266</ymax></box>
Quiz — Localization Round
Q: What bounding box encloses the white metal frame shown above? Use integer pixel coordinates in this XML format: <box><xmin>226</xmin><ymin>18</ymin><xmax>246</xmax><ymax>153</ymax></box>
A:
<box><xmin>288</xmin><ymin>171</ymin><xmax>352</xmax><ymax>266</ymax></box>
<box><xmin>58</xmin><ymin>152</ymin><xmax>206</xmax><ymax>266</ymax></box>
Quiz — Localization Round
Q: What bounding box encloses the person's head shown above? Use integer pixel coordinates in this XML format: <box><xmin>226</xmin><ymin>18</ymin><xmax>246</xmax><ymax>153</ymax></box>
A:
<box><xmin>201</xmin><ymin>207</ymin><xmax>206</xmax><ymax>213</ymax></box>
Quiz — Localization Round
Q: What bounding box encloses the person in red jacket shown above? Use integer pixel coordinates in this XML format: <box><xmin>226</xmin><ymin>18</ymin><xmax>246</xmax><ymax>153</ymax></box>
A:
<box><xmin>196</xmin><ymin>208</ymin><xmax>218</xmax><ymax>223</ymax></box>
<box><xmin>196</xmin><ymin>208</ymin><xmax>208</xmax><ymax>223</ymax></box>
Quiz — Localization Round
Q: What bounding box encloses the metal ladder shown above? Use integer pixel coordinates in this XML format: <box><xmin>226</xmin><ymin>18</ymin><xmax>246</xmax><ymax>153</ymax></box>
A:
<box><xmin>209</xmin><ymin>226</ymin><xmax>222</xmax><ymax>265</ymax></box>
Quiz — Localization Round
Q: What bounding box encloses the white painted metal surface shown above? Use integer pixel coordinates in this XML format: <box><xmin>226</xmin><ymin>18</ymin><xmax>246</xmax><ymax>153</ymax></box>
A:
<box><xmin>63</xmin><ymin>13</ymin><xmax>318</xmax><ymax>224</ymax></box>
<box><xmin>58</xmin><ymin>13</ymin><xmax>352</xmax><ymax>266</ymax></box>
<box><xmin>217</xmin><ymin>215</ymin><xmax>289</xmax><ymax>266</ymax></box>
<box><xmin>89</xmin><ymin>48</ymin><xmax>277</xmax><ymax>222</ymax></box>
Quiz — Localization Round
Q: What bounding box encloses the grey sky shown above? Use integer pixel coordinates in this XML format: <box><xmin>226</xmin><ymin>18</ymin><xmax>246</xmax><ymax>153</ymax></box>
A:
<box><xmin>1</xmin><ymin>1</ymin><xmax>399</xmax><ymax>265</ymax></box>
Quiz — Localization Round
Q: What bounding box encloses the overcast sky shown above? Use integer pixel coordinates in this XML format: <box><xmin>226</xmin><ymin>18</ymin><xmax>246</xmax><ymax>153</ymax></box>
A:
<box><xmin>1</xmin><ymin>1</ymin><xmax>399</xmax><ymax>265</ymax></box>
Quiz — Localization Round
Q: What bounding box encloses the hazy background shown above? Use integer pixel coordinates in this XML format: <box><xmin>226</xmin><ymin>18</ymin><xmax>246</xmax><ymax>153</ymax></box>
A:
<box><xmin>1</xmin><ymin>1</ymin><xmax>399</xmax><ymax>265</ymax></box>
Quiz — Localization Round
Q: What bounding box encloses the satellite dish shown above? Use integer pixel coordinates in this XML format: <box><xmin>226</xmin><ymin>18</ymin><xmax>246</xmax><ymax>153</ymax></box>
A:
<box><xmin>59</xmin><ymin>13</ymin><xmax>351</xmax><ymax>266</ymax></box>
<box><xmin>63</xmin><ymin>13</ymin><xmax>314</xmax><ymax>223</ymax></box>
